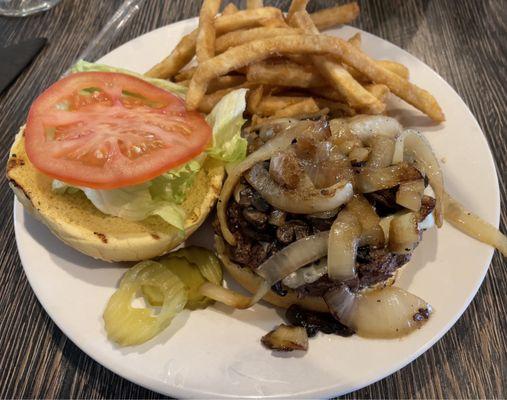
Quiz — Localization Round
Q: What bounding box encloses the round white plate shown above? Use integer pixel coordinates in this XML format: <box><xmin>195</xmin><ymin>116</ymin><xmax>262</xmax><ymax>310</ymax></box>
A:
<box><xmin>14</xmin><ymin>18</ymin><xmax>500</xmax><ymax>398</ymax></box>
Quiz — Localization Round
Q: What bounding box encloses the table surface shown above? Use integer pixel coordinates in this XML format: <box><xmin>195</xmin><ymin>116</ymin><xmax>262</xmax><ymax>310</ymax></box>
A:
<box><xmin>0</xmin><ymin>0</ymin><xmax>505</xmax><ymax>398</ymax></box>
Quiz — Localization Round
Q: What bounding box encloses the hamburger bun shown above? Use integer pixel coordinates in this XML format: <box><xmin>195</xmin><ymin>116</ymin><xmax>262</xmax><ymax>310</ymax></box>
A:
<box><xmin>7</xmin><ymin>127</ymin><xmax>225</xmax><ymax>262</ymax></box>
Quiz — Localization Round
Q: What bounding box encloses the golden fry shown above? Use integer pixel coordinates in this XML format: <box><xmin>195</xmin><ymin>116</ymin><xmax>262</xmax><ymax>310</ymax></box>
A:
<box><xmin>348</xmin><ymin>32</ymin><xmax>361</xmax><ymax>47</ymax></box>
<box><xmin>308</xmin><ymin>86</ymin><xmax>345</xmax><ymax>102</ymax></box>
<box><xmin>309</xmin><ymin>84</ymin><xmax>384</xmax><ymax>109</ymax></box>
<box><xmin>273</xmin><ymin>98</ymin><xmax>319</xmax><ymax>118</ymax></box>
<box><xmin>260</xmin><ymin>18</ymin><xmax>289</xmax><ymax>28</ymax></box>
<box><xmin>218</xmin><ymin>7</ymin><xmax>284</xmax><ymax>32</ymax></box>
<box><xmin>207</xmin><ymin>75</ymin><xmax>246</xmax><ymax>92</ymax></box>
<box><xmin>256</xmin><ymin>95</ymin><xmax>307</xmax><ymax>116</ymax></box>
<box><xmin>365</xmin><ymin>83</ymin><xmax>390</xmax><ymax>102</ymax></box>
<box><xmin>247</xmin><ymin>60</ymin><xmax>326</xmax><ymax>88</ymax></box>
<box><xmin>310</xmin><ymin>2</ymin><xmax>360</xmax><ymax>31</ymax></box>
<box><xmin>377</xmin><ymin>60</ymin><xmax>409</xmax><ymax>80</ymax></box>
<box><xmin>314</xmin><ymin>97</ymin><xmax>356</xmax><ymax>116</ymax></box>
<box><xmin>174</xmin><ymin>66</ymin><xmax>196</xmax><ymax>82</ymax></box>
<box><xmin>145</xmin><ymin>30</ymin><xmax>198</xmax><ymax>79</ymax></box>
<box><xmin>246</xmin><ymin>85</ymin><xmax>264</xmax><ymax>114</ymax></box>
<box><xmin>222</xmin><ymin>2</ymin><xmax>238</xmax><ymax>15</ymax></box>
<box><xmin>287</xmin><ymin>0</ymin><xmax>309</xmax><ymax>21</ymax></box>
<box><xmin>198</xmin><ymin>83</ymin><xmax>255</xmax><ymax>114</ymax></box>
<box><xmin>216</xmin><ymin>27</ymin><xmax>301</xmax><ymax>54</ymax></box>
<box><xmin>196</xmin><ymin>0</ymin><xmax>222</xmax><ymax>63</ymax></box>
<box><xmin>246</xmin><ymin>0</ymin><xmax>263</xmax><ymax>9</ymax></box>
<box><xmin>290</xmin><ymin>11</ymin><xmax>384</xmax><ymax>114</ymax></box>
<box><xmin>145</xmin><ymin>8</ymin><xmax>283</xmax><ymax>79</ymax></box>
<box><xmin>186</xmin><ymin>35</ymin><xmax>444</xmax><ymax>121</ymax></box>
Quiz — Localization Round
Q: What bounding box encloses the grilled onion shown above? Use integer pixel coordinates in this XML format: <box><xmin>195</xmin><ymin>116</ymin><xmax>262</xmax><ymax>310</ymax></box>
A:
<box><xmin>325</xmin><ymin>285</ymin><xmax>432</xmax><ymax>338</ymax></box>
<box><xmin>396</xmin><ymin>179</ymin><xmax>425</xmax><ymax>211</ymax></box>
<box><xmin>366</xmin><ymin>135</ymin><xmax>396</xmax><ymax>168</ymax></box>
<box><xmin>356</xmin><ymin>162</ymin><xmax>422</xmax><ymax>193</ymax></box>
<box><xmin>245</xmin><ymin>163</ymin><xmax>354</xmax><ymax>214</ymax></box>
<box><xmin>328</xmin><ymin>210</ymin><xmax>361</xmax><ymax>281</ymax></box>
<box><xmin>261</xmin><ymin>324</ymin><xmax>309</xmax><ymax>352</ymax></box>
<box><xmin>218</xmin><ymin>120</ymin><xmax>321</xmax><ymax>245</ymax></box>
<box><xmin>344</xmin><ymin>115</ymin><xmax>402</xmax><ymax>140</ymax></box>
<box><xmin>348</xmin><ymin>146</ymin><xmax>370</xmax><ymax>163</ymax></box>
<box><xmin>444</xmin><ymin>192</ymin><xmax>507</xmax><ymax>256</ymax></box>
<box><xmin>388</xmin><ymin>212</ymin><xmax>420</xmax><ymax>254</ymax></box>
<box><xmin>402</xmin><ymin>130</ymin><xmax>444</xmax><ymax>227</ymax></box>
<box><xmin>256</xmin><ymin>231</ymin><xmax>329</xmax><ymax>284</ymax></box>
<box><xmin>198</xmin><ymin>282</ymin><xmax>251</xmax><ymax>309</ymax></box>
<box><xmin>346</xmin><ymin>194</ymin><xmax>385</xmax><ymax>246</ymax></box>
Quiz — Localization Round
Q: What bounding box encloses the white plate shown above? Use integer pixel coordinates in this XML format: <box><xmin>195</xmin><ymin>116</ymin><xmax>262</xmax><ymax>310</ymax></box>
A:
<box><xmin>14</xmin><ymin>19</ymin><xmax>500</xmax><ymax>398</ymax></box>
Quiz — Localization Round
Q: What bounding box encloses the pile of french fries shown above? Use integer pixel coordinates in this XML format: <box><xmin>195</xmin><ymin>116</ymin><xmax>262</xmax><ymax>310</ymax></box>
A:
<box><xmin>146</xmin><ymin>0</ymin><xmax>445</xmax><ymax>123</ymax></box>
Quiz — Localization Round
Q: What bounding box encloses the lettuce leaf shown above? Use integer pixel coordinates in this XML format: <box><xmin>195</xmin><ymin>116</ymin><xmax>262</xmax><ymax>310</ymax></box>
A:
<box><xmin>70</xmin><ymin>60</ymin><xmax>187</xmax><ymax>97</ymax></box>
<box><xmin>53</xmin><ymin>62</ymin><xmax>247</xmax><ymax>230</ymax></box>
<box><xmin>206</xmin><ymin>88</ymin><xmax>248</xmax><ymax>163</ymax></box>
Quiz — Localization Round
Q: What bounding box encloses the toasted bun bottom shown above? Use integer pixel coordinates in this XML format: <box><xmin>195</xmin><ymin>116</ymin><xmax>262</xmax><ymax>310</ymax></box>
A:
<box><xmin>7</xmin><ymin>127</ymin><xmax>225</xmax><ymax>262</ymax></box>
<box><xmin>215</xmin><ymin>236</ymin><xmax>330</xmax><ymax>312</ymax></box>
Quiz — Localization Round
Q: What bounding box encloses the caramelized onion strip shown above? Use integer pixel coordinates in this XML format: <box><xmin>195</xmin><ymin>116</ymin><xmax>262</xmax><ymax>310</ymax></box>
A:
<box><xmin>245</xmin><ymin>163</ymin><xmax>354</xmax><ymax>214</ymax></box>
<box><xmin>444</xmin><ymin>192</ymin><xmax>507</xmax><ymax>256</ymax></box>
<box><xmin>325</xmin><ymin>285</ymin><xmax>432</xmax><ymax>338</ymax></box>
<box><xmin>328</xmin><ymin>210</ymin><xmax>361</xmax><ymax>281</ymax></box>
<box><xmin>402</xmin><ymin>130</ymin><xmax>444</xmax><ymax>227</ymax></box>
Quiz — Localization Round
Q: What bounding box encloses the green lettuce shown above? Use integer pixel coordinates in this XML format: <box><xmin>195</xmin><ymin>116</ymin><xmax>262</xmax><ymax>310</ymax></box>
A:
<box><xmin>70</xmin><ymin>60</ymin><xmax>187</xmax><ymax>97</ymax></box>
<box><xmin>206</xmin><ymin>88</ymin><xmax>248</xmax><ymax>163</ymax></box>
<box><xmin>54</xmin><ymin>62</ymin><xmax>248</xmax><ymax>231</ymax></box>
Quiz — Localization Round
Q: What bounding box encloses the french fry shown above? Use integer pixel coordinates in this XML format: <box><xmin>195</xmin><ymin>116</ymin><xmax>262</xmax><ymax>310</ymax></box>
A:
<box><xmin>145</xmin><ymin>8</ymin><xmax>284</xmax><ymax>79</ymax></box>
<box><xmin>310</xmin><ymin>2</ymin><xmax>360</xmax><ymax>31</ymax></box>
<box><xmin>246</xmin><ymin>85</ymin><xmax>264</xmax><ymax>114</ymax></box>
<box><xmin>174</xmin><ymin>66</ymin><xmax>196</xmax><ymax>82</ymax></box>
<box><xmin>344</xmin><ymin>37</ymin><xmax>409</xmax><ymax>82</ymax></box>
<box><xmin>346</xmin><ymin>60</ymin><xmax>410</xmax><ymax>82</ymax></box>
<box><xmin>247</xmin><ymin>60</ymin><xmax>326</xmax><ymax>88</ymax></box>
<box><xmin>207</xmin><ymin>75</ymin><xmax>246</xmax><ymax>92</ymax></box>
<box><xmin>309</xmin><ymin>84</ymin><xmax>387</xmax><ymax>103</ymax></box>
<box><xmin>256</xmin><ymin>95</ymin><xmax>306</xmax><ymax>116</ymax></box>
<box><xmin>217</xmin><ymin>7</ymin><xmax>285</xmax><ymax>32</ymax></box>
<box><xmin>145</xmin><ymin>29</ymin><xmax>198</xmax><ymax>79</ymax></box>
<box><xmin>222</xmin><ymin>2</ymin><xmax>238</xmax><ymax>15</ymax></box>
<box><xmin>216</xmin><ymin>27</ymin><xmax>302</xmax><ymax>54</ymax></box>
<box><xmin>196</xmin><ymin>0</ymin><xmax>222</xmax><ymax>63</ymax></box>
<box><xmin>186</xmin><ymin>35</ymin><xmax>445</xmax><ymax>121</ymax></box>
<box><xmin>246</xmin><ymin>0</ymin><xmax>263</xmax><ymax>9</ymax></box>
<box><xmin>287</xmin><ymin>0</ymin><xmax>309</xmax><ymax>21</ymax></box>
<box><xmin>348</xmin><ymin>32</ymin><xmax>361</xmax><ymax>48</ymax></box>
<box><xmin>308</xmin><ymin>86</ymin><xmax>346</xmax><ymax>102</ymax></box>
<box><xmin>260</xmin><ymin>18</ymin><xmax>289</xmax><ymax>28</ymax></box>
<box><xmin>198</xmin><ymin>83</ymin><xmax>256</xmax><ymax>114</ymax></box>
<box><xmin>314</xmin><ymin>97</ymin><xmax>356</xmax><ymax>116</ymax></box>
<box><xmin>377</xmin><ymin>60</ymin><xmax>409</xmax><ymax>80</ymax></box>
<box><xmin>273</xmin><ymin>98</ymin><xmax>320</xmax><ymax>118</ymax></box>
<box><xmin>290</xmin><ymin>11</ymin><xmax>384</xmax><ymax>114</ymax></box>
<box><xmin>365</xmin><ymin>83</ymin><xmax>390</xmax><ymax>102</ymax></box>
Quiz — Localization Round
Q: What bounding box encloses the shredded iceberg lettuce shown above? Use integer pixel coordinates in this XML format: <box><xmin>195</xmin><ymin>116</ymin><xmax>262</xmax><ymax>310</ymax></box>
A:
<box><xmin>54</xmin><ymin>62</ymin><xmax>248</xmax><ymax>230</ymax></box>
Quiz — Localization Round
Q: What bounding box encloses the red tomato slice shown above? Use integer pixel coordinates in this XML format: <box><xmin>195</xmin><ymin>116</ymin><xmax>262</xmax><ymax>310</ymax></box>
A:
<box><xmin>24</xmin><ymin>72</ymin><xmax>212</xmax><ymax>190</ymax></box>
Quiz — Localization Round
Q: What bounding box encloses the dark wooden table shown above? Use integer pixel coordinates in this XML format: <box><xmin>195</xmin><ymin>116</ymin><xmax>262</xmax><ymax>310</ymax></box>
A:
<box><xmin>0</xmin><ymin>0</ymin><xmax>505</xmax><ymax>398</ymax></box>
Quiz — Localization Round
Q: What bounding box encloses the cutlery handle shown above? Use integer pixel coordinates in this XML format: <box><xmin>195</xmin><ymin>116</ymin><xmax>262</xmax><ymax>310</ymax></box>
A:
<box><xmin>66</xmin><ymin>0</ymin><xmax>145</xmax><ymax>72</ymax></box>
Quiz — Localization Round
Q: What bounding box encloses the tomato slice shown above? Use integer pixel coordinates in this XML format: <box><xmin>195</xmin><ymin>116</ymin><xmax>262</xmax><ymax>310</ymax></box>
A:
<box><xmin>24</xmin><ymin>72</ymin><xmax>212</xmax><ymax>190</ymax></box>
